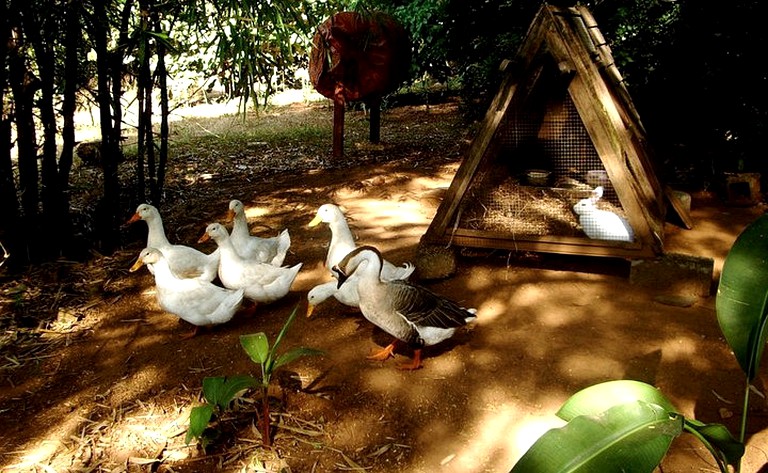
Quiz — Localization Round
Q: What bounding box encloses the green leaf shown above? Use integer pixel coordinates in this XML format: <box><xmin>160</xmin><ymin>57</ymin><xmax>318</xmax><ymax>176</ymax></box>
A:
<box><xmin>186</xmin><ymin>404</ymin><xmax>215</xmax><ymax>445</ymax></box>
<box><xmin>557</xmin><ymin>380</ymin><xmax>677</xmax><ymax>421</ymax></box>
<box><xmin>684</xmin><ymin>419</ymin><xmax>744</xmax><ymax>468</ymax></box>
<box><xmin>241</xmin><ymin>332</ymin><xmax>270</xmax><ymax>365</ymax></box>
<box><xmin>273</xmin><ymin>347</ymin><xmax>325</xmax><ymax>371</ymax></box>
<box><xmin>201</xmin><ymin>375</ymin><xmax>257</xmax><ymax>411</ymax></box>
<box><xmin>202</xmin><ymin>377</ymin><xmax>226</xmax><ymax>407</ymax></box>
<box><xmin>716</xmin><ymin>214</ymin><xmax>768</xmax><ymax>380</ymax></box>
<box><xmin>215</xmin><ymin>375</ymin><xmax>258</xmax><ymax>411</ymax></box>
<box><xmin>270</xmin><ymin>305</ymin><xmax>300</xmax><ymax>357</ymax></box>
<box><xmin>511</xmin><ymin>400</ymin><xmax>682</xmax><ymax>473</ymax></box>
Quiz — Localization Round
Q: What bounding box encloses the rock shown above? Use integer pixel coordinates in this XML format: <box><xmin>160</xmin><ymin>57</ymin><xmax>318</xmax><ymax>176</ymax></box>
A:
<box><xmin>415</xmin><ymin>243</ymin><xmax>456</xmax><ymax>280</ymax></box>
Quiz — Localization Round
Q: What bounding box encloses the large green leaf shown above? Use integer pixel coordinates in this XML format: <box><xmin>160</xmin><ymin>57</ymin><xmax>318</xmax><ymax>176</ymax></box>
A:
<box><xmin>270</xmin><ymin>305</ymin><xmax>300</xmax><ymax>358</ymax></box>
<box><xmin>240</xmin><ymin>332</ymin><xmax>270</xmax><ymax>365</ymax></box>
<box><xmin>557</xmin><ymin>380</ymin><xmax>677</xmax><ymax>420</ymax></box>
<box><xmin>684</xmin><ymin>419</ymin><xmax>744</xmax><ymax>468</ymax></box>
<box><xmin>202</xmin><ymin>375</ymin><xmax>257</xmax><ymax>411</ymax></box>
<box><xmin>511</xmin><ymin>400</ymin><xmax>682</xmax><ymax>473</ymax></box>
<box><xmin>274</xmin><ymin>346</ymin><xmax>325</xmax><ymax>371</ymax></box>
<box><xmin>186</xmin><ymin>404</ymin><xmax>214</xmax><ymax>445</ymax></box>
<box><xmin>716</xmin><ymin>214</ymin><xmax>768</xmax><ymax>380</ymax></box>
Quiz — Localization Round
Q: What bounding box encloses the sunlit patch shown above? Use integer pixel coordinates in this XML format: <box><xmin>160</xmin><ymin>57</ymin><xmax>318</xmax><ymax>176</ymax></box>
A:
<box><xmin>422</xmin><ymin>353</ymin><xmax>466</xmax><ymax>377</ymax></box>
<box><xmin>5</xmin><ymin>438</ymin><xmax>64</xmax><ymax>471</ymax></box>
<box><xmin>661</xmin><ymin>336</ymin><xmax>701</xmax><ymax>361</ymax></box>
<box><xmin>474</xmin><ymin>300</ymin><xmax>506</xmax><ymax>322</ymax></box>
<box><xmin>444</xmin><ymin>403</ymin><xmax>565</xmax><ymax>472</ymax></box>
<box><xmin>558</xmin><ymin>353</ymin><xmax>625</xmax><ymax>381</ymax></box>
<box><xmin>244</xmin><ymin>206</ymin><xmax>271</xmax><ymax>218</ymax></box>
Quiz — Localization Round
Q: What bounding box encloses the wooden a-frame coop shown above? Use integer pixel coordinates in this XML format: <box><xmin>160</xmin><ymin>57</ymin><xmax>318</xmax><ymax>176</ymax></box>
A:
<box><xmin>423</xmin><ymin>4</ymin><xmax>686</xmax><ymax>259</ymax></box>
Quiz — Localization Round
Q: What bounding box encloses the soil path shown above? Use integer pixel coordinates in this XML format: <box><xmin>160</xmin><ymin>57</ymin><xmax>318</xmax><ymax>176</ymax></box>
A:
<box><xmin>1</xmin><ymin>102</ymin><xmax>766</xmax><ymax>472</ymax></box>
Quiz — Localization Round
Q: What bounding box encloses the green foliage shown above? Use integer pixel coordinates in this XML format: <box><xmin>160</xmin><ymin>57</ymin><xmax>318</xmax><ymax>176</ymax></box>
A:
<box><xmin>716</xmin><ymin>213</ymin><xmax>768</xmax><ymax>450</ymax></box>
<box><xmin>716</xmin><ymin>214</ymin><xmax>768</xmax><ymax>381</ymax></box>
<box><xmin>241</xmin><ymin>305</ymin><xmax>325</xmax><ymax>389</ymax></box>
<box><xmin>511</xmin><ymin>380</ymin><xmax>743</xmax><ymax>473</ymax></box>
<box><xmin>185</xmin><ymin>375</ymin><xmax>257</xmax><ymax>448</ymax></box>
<box><xmin>186</xmin><ymin>305</ymin><xmax>323</xmax><ymax>449</ymax></box>
<box><xmin>240</xmin><ymin>305</ymin><xmax>324</xmax><ymax>446</ymax></box>
<box><xmin>174</xmin><ymin>0</ymin><xmax>344</xmax><ymax>106</ymax></box>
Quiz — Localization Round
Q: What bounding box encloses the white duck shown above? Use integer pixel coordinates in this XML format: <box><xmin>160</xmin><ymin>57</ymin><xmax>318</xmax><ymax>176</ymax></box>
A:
<box><xmin>227</xmin><ymin>199</ymin><xmax>291</xmax><ymax>266</ymax></box>
<box><xmin>130</xmin><ymin>247</ymin><xmax>244</xmax><ymax>339</ymax></box>
<box><xmin>199</xmin><ymin>223</ymin><xmax>302</xmax><ymax>304</ymax></box>
<box><xmin>308</xmin><ymin>204</ymin><xmax>415</xmax><ymax>279</ymax></box>
<box><xmin>334</xmin><ymin>245</ymin><xmax>477</xmax><ymax>370</ymax></box>
<box><xmin>306</xmin><ymin>278</ymin><xmax>359</xmax><ymax>317</ymax></box>
<box><xmin>128</xmin><ymin>203</ymin><xmax>219</xmax><ymax>281</ymax></box>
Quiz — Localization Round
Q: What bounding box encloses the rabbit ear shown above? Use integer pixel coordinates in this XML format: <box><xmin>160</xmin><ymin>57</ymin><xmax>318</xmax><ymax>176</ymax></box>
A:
<box><xmin>590</xmin><ymin>186</ymin><xmax>604</xmax><ymax>202</ymax></box>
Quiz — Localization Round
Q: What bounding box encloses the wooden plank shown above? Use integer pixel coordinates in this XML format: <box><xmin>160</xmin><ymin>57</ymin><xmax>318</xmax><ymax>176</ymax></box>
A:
<box><xmin>425</xmin><ymin>53</ymin><xmax>552</xmax><ymax>240</ymax></box>
<box><xmin>447</xmin><ymin>227</ymin><xmax>643</xmax><ymax>249</ymax></box>
<box><xmin>664</xmin><ymin>185</ymin><xmax>694</xmax><ymax>229</ymax></box>
<box><xmin>546</xmin><ymin>9</ymin><xmax>665</xmax><ymax>254</ymax></box>
<box><xmin>424</xmin><ymin>3</ymin><xmax>667</xmax><ymax>260</ymax></box>
<box><xmin>437</xmin><ymin>229</ymin><xmax>656</xmax><ymax>259</ymax></box>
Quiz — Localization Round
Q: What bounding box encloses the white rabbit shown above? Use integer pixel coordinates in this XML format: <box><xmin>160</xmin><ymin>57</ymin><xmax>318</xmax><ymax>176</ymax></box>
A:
<box><xmin>572</xmin><ymin>187</ymin><xmax>634</xmax><ymax>242</ymax></box>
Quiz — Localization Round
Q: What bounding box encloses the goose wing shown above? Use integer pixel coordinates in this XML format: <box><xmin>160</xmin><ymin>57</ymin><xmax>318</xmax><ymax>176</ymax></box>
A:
<box><xmin>388</xmin><ymin>280</ymin><xmax>472</xmax><ymax>329</ymax></box>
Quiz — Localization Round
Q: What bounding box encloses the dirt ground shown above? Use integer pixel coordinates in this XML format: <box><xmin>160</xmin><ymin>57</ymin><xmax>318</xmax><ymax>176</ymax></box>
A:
<box><xmin>1</xmin><ymin>101</ymin><xmax>767</xmax><ymax>472</ymax></box>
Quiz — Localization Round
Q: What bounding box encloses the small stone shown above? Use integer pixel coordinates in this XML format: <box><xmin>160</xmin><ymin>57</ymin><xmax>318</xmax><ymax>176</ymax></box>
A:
<box><xmin>653</xmin><ymin>294</ymin><xmax>698</xmax><ymax>307</ymax></box>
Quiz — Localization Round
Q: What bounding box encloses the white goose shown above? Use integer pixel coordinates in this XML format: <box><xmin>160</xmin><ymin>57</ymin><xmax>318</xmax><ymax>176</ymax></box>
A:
<box><xmin>128</xmin><ymin>203</ymin><xmax>219</xmax><ymax>282</ymax></box>
<box><xmin>334</xmin><ymin>245</ymin><xmax>476</xmax><ymax>370</ymax></box>
<box><xmin>199</xmin><ymin>223</ymin><xmax>302</xmax><ymax>304</ymax></box>
<box><xmin>130</xmin><ymin>247</ymin><xmax>244</xmax><ymax>339</ymax></box>
<box><xmin>306</xmin><ymin>204</ymin><xmax>414</xmax><ymax>316</ymax></box>
<box><xmin>227</xmin><ymin>199</ymin><xmax>290</xmax><ymax>266</ymax></box>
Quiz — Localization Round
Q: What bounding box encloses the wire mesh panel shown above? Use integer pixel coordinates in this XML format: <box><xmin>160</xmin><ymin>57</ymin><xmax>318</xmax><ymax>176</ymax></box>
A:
<box><xmin>459</xmin><ymin>94</ymin><xmax>632</xmax><ymax>240</ymax></box>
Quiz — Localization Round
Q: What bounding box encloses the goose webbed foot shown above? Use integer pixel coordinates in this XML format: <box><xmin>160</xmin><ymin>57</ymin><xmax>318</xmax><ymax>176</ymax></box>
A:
<box><xmin>366</xmin><ymin>341</ymin><xmax>398</xmax><ymax>361</ymax></box>
<box><xmin>396</xmin><ymin>349</ymin><xmax>423</xmax><ymax>371</ymax></box>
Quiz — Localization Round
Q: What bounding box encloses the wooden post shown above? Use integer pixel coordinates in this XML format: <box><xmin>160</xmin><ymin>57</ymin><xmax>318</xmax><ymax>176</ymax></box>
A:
<box><xmin>333</xmin><ymin>84</ymin><xmax>345</xmax><ymax>157</ymax></box>
<box><xmin>368</xmin><ymin>97</ymin><xmax>381</xmax><ymax>143</ymax></box>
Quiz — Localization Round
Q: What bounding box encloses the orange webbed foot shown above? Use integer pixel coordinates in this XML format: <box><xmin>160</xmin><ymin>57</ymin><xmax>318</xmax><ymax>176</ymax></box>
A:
<box><xmin>396</xmin><ymin>349</ymin><xmax>423</xmax><ymax>371</ymax></box>
<box><xmin>366</xmin><ymin>341</ymin><xmax>397</xmax><ymax>362</ymax></box>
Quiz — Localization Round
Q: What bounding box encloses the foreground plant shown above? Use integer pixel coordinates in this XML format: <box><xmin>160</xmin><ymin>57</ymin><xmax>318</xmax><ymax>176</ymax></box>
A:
<box><xmin>186</xmin><ymin>375</ymin><xmax>257</xmax><ymax>449</ymax></box>
<box><xmin>240</xmin><ymin>305</ymin><xmax>324</xmax><ymax>447</ymax></box>
<box><xmin>186</xmin><ymin>305</ymin><xmax>323</xmax><ymax>449</ymax></box>
<box><xmin>716</xmin><ymin>213</ymin><xmax>768</xmax><ymax>471</ymax></box>
<box><xmin>510</xmin><ymin>380</ymin><xmax>743</xmax><ymax>472</ymax></box>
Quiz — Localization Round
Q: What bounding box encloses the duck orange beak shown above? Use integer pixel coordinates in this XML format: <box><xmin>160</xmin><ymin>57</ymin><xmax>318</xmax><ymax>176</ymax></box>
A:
<box><xmin>227</xmin><ymin>209</ymin><xmax>235</xmax><ymax>222</ymax></box>
<box><xmin>308</xmin><ymin>213</ymin><xmax>322</xmax><ymax>227</ymax></box>
<box><xmin>126</xmin><ymin>213</ymin><xmax>141</xmax><ymax>224</ymax></box>
<box><xmin>129</xmin><ymin>258</ymin><xmax>144</xmax><ymax>272</ymax></box>
<box><xmin>198</xmin><ymin>232</ymin><xmax>211</xmax><ymax>244</ymax></box>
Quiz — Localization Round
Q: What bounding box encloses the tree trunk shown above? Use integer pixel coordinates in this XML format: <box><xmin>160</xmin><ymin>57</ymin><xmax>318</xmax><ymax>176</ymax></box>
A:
<box><xmin>30</xmin><ymin>14</ymin><xmax>64</xmax><ymax>260</ymax></box>
<box><xmin>8</xmin><ymin>23</ymin><xmax>41</xmax><ymax>262</ymax></box>
<box><xmin>56</xmin><ymin>0</ymin><xmax>81</xmax><ymax>258</ymax></box>
<box><xmin>93</xmin><ymin>0</ymin><xmax>121</xmax><ymax>253</ymax></box>
<box><xmin>0</xmin><ymin>1</ymin><xmax>21</xmax><ymax>267</ymax></box>
<box><xmin>154</xmin><ymin>8</ymin><xmax>169</xmax><ymax>205</ymax></box>
<box><xmin>114</xmin><ymin>0</ymin><xmax>134</xmax><ymax>206</ymax></box>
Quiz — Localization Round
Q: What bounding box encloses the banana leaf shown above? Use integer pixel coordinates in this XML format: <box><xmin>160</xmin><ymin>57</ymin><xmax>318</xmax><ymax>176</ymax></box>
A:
<box><xmin>202</xmin><ymin>375</ymin><xmax>258</xmax><ymax>411</ymax></box>
<box><xmin>557</xmin><ymin>380</ymin><xmax>676</xmax><ymax>420</ymax></box>
<box><xmin>510</xmin><ymin>400</ymin><xmax>682</xmax><ymax>473</ymax></box>
<box><xmin>716</xmin><ymin>214</ymin><xmax>768</xmax><ymax>380</ymax></box>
